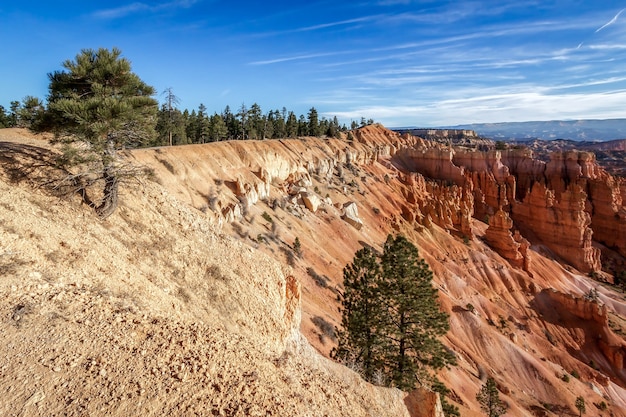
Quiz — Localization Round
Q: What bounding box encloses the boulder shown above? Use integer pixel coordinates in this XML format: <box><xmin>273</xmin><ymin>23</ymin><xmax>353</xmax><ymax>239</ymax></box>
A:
<box><xmin>302</xmin><ymin>193</ymin><xmax>321</xmax><ymax>213</ymax></box>
<box><xmin>342</xmin><ymin>202</ymin><xmax>363</xmax><ymax>230</ymax></box>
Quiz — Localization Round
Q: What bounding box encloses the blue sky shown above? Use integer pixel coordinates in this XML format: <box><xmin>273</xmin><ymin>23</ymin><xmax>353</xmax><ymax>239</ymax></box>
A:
<box><xmin>2</xmin><ymin>1</ymin><xmax>626</xmax><ymax>127</ymax></box>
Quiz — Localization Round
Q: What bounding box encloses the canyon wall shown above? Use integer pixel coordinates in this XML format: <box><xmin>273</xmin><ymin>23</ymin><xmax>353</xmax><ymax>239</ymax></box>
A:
<box><xmin>136</xmin><ymin>124</ymin><xmax>621</xmax><ymax>274</ymax></box>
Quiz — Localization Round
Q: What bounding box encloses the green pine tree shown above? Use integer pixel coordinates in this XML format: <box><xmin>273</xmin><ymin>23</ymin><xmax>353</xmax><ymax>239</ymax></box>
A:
<box><xmin>46</xmin><ymin>47</ymin><xmax>157</xmax><ymax>218</ymax></box>
<box><xmin>380</xmin><ymin>234</ymin><xmax>456</xmax><ymax>390</ymax></box>
<box><xmin>307</xmin><ymin>107</ymin><xmax>320</xmax><ymax>137</ymax></box>
<box><xmin>334</xmin><ymin>234</ymin><xmax>455</xmax><ymax>391</ymax></box>
<box><xmin>0</xmin><ymin>105</ymin><xmax>11</xmax><ymax>128</ymax></box>
<box><xmin>476</xmin><ymin>377</ymin><xmax>507</xmax><ymax>417</ymax></box>
<box><xmin>575</xmin><ymin>396</ymin><xmax>586</xmax><ymax>416</ymax></box>
<box><xmin>332</xmin><ymin>246</ymin><xmax>385</xmax><ymax>383</ymax></box>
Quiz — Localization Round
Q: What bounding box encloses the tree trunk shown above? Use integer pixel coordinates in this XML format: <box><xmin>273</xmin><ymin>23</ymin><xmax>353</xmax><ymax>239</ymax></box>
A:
<box><xmin>95</xmin><ymin>166</ymin><xmax>119</xmax><ymax>218</ymax></box>
<box><xmin>95</xmin><ymin>139</ymin><xmax>119</xmax><ymax>218</ymax></box>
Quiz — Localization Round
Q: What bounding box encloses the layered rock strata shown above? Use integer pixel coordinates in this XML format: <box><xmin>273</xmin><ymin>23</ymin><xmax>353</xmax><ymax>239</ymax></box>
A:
<box><xmin>485</xmin><ymin>209</ymin><xmax>530</xmax><ymax>271</ymax></box>
<box><xmin>512</xmin><ymin>183</ymin><xmax>601</xmax><ymax>272</ymax></box>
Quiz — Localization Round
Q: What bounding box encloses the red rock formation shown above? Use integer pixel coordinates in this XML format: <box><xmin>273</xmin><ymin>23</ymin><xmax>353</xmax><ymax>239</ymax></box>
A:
<box><xmin>401</xmin><ymin>173</ymin><xmax>474</xmax><ymax>237</ymax></box>
<box><xmin>394</xmin><ymin>147</ymin><xmax>466</xmax><ymax>186</ymax></box>
<box><xmin>485</xmin><ymin>208</ymin><xmax>529</xmax><ymax>270</ymax></box>
<box><xmin>512</xmin><ymin>183</ymin><xmax>601</xmax><ymax>273</ymax></box>
<box><xmin>513</xmin><ymin>230</ymin><xmax>532</xmax><ymax>273</ymax></box>
<box><xmin>586</xmin><ymin>172</ymin><xmax>626</xmax><ymax>257</ymax></box>
<box><xmin>544</xmin><ymin>290</ymin><xmax>626</xmax><ymax>372</ymax></box>
<box><xmin>499</xmin><ymin>148</ymin><xmax>546</xmax><ymax>201</ymax></box>
<box><xmin>545</xmin><ymin>151</ymin><xmax>600</xmax><ymax>198</ymax></box>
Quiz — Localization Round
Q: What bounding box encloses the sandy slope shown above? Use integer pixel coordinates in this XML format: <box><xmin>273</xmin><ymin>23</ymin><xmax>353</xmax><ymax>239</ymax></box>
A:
<box><xmin>0</xmin><ymin>129</ymin><xmax>417</xmax><ymax>417</ymax></box>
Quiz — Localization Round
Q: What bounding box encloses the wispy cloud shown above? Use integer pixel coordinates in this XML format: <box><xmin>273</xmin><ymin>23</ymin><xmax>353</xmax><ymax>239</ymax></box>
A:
<box><xmin>595</xmin><ymin>8</ymin><xmax>625</xmax><ymax>32</ymax></box>
<box><xmin>291</xmin><ymin>16</ymin><xmax>378</xmax><ymax>32</ymax></box>
<box><xmin>92</xmin><ymin>0</ymin><xmax>199</xmax><ymax>19</ymax></box>
<box><xmin>588</xmin><ymin>43</ymin><xmax>626</xmax><ymax>50</ymax></box>
<box><xmin>249</xmin><ymin>52</ymin><xmax>343</xmax><ymax>66</ymax></box>
<box><xmin>248</xmin><ymin>14</ymin><xmax>381</xmax><ymax>38</ymax></box>
<box><xmin>329</xmin><ymin>90</ymin><xmax>626</xmax><ymax>126</ymax></box>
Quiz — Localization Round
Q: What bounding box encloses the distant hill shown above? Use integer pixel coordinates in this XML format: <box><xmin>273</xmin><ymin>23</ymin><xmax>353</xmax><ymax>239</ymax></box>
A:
<box><xmin>444</xmin><ymin>119</ymin><xmax>626</xmax><ymax>141</ymax></box>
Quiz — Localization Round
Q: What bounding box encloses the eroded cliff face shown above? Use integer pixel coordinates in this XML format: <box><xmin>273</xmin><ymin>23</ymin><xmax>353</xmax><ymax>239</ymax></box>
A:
<box><xmin>126</xmin><ymin>124</ymin><xmax>626</xmax><ymax>415</ymax></box>
<box><xmin>4</xmin><ymin>125</ymin><xmax>624</xmax><ymax>416</ymax></box>
<box><xmin>396</xmin><ymin>143</ymin><xmax>626</xmax><ymax>273</ymax></box>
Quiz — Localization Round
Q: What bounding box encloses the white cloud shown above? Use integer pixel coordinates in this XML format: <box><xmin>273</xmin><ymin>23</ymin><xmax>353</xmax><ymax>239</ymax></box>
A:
<box><xmin>92</xmin><ymin>0</ymin><xmax>199</xmax><ymax>19</ymax></box>
<box><xmin>328</xmin><ymin>90</ymin><xmax>626</xmax><ymax>126</ymax></box>
<box><xmin>595</xmin><ymin>8</ymin><xmax>625</xmax><ymax>33</ymax></box>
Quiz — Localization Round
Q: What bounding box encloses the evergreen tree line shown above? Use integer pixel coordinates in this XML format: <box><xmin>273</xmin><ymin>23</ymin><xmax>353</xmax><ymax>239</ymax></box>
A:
<box><xmin>0</xmin><ymin>97</ymin><xmax>46</xmax><ymax>129</ymax></box>
<box><xmin>333</xmin><ymin>234</ymin><xmax>458</xmax><ymax>415</ymax></box>
<box><xmin>1</xmin><ymin>93</ymin><xmax>376</xmax><ymax>146</ymax></box>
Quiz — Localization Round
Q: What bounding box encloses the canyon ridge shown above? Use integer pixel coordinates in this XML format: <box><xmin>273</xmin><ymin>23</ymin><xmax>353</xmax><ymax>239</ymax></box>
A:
<box><xmin>1</xmin><ymin>124</ymin><xmax>625</xmax><ymax>416</ymax></box>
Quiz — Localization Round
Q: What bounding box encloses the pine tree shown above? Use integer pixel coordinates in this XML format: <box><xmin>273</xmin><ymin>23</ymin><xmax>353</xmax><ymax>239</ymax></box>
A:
<box><xmin>196</xmin><ymin>103</ymin><xmax>210</xmax><ymax>143</ymax></box>
<box><xmin>334</xmin><ymin>234</ymin><xmax>454</xmax><ymax>391</ymax></box>
<box><xmin>285</xmin><ymin>111</ymin><xmax>298</xmax><ymax>138</ymax></box>
<box><xmin>380</xmin><ymin>234</ymin><xmax>455</xmax><ymax>390</ymax></box>
<box><xmin>46</xmin><ymin>47</ymin><xmax>157</xmax><ymax>218</ymax></box>
<box><xmin>161</xmin><ymin>87</ymin><xmax>180</xmax><ymax>146</ymax></box>
<box><xmin>209</xmin><ymin>113</ymin><xmax>228</xmax><ymax>142</ymax></box>
<box><xmin>476</xmin><ymin>377</ymin><xmax>507</xmax><ymax>417</ymax></box>
<box><xmin>307</xmin><ymin>107</ymin><xmax>320</xmax><ymax>137</ymax></box>
<box><xmin>17</xmin><ymin>96</ymin><xmax>45</xmax><ymax>129</ymax></box>
<box><xmin>156</xmin><ymin>105</ymin><xmax>186</xmax><ymax>146</ymax></box>
<box><xmin>0</xmin><ymin>105</ymin><xmax>11</xmax><ymax>128</ymax></box>
<box><xmin>575</xmin><ymin>396</ymin><xmax>586</xmax><ymax>416</ymax></box>
<box><xmin>333</xmin><ymin>246</ymin><xmax>385</xmax><ymax>383</ymax></box>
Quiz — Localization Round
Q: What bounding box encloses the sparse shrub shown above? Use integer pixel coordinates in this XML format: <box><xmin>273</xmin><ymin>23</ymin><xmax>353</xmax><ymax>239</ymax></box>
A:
<box><xmin>205</xmin><ymin>264</ymin><xmax>227</xmax><ymax>282</ymax></box>
<box><xmin>270</xmin><ymin>221</ymin><xmax>280</xmax><ymax>240</ymax></box>
<box><xmin>314</xmin><ymin>186</ymin><xmax>320</xmax><ymax>194</ymax></box>
<box><xmin>561</xmin><ymin>373</ymin><xmax>570</xmax><ymax>382</ymax></box>
<box><xmin>293</xmin><ymin>237</ymin><xmax>302</xmax><ymax>258</ymax></box>
<box><xmin>575</xmin><ymin>396</ymin><xmax>586</xmax><ymax>416</ymax></box>
<box><xmin>544</xmin><ymin>329</ymin><xmax>557</xmax><ymax>346</ymax></box>
<box><xmin>570</xmin><ymin>369</ymin><xmax>580</xmax><ymax>379</ymax></box>
<box><xmin>311</xmin><ymin>316</ymin><xmax>337</xmax><ymax>343</ymax></box>
<box><xmin>466</xmin><ymin>303</ymin><xmax>475</xmax><ymax>313</ymax></box>
<box><xmin>285</xmin><ymin>248</ymin><xmax>295</xmax><ymax>266</ymax></box>
<box><xmin>584</xmin><ymin>288</ymin><xmax>599</xmax><ymax>302</ymax></box>
<box><xmin>160</xmin><ymin>158</ymin><xmax>176</xmax><ymax>174</ymax></box>
<box><xmin>262</xmin><ymin>211</ymin><xmax>273</xmax><ymax>223</ymax></box>
<box><xmin>176</xmin><ymin>286</ymin><xmax>192</xmax><ymax>303</ymax></box>
<box><xmin>307</xmin><ymin>267</ymin><xmax>329</xmax><ymax>288</ymax></box>
<box><xmin>596</xmin><ymin>401</ymin><xmax>607</xmax><ymax>411</ymax></box>
<box><xmin>231</xmin><ymin>222</ymin><xmax>249</xmax><ymax>239</ymax></box>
